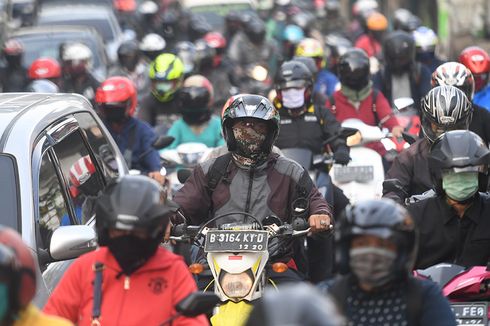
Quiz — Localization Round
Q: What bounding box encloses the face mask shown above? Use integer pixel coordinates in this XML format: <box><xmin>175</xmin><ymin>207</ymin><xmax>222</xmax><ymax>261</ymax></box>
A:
<box><xmin>104</xmin><ymin>107</ymin><xmax>128</xmax><ymax>124</ymax></box>
<box><xmin>0</xmin><ymin>283</ymin><xmax>8</xmax><ymax>321</ymax></box>
<box><xmin>349</xmin><ymin>246</ymin><xmax>396</xmax><ymax>288</ymax></box>
<box><xmin>281</xmin><ymin>88</ymin><xmax>305</xmax><ymax>109</ymax></box>
<box><xmin>107</xmin><ymin>234</ymin><xmax>161</xmax><ymax>275</ymax></box>
<box><xmin>155</xmin><ymin>81</ymin><xmax>174</xmax><ymax>93</ymax></box>
<box><xmin>233</xmin><ymin>125</ymin><xmax>267</xmax><ymax>161</ymax></box>
<box><xmin>442</xmin><ymin>172</ymin><xmax>479</xmax><ymax>202</ymax></box>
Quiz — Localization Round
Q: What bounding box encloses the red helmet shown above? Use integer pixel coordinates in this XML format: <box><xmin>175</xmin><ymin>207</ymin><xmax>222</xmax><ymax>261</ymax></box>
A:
<box><xmin>203</xmin><ymin>32</ymin><xmax>227</xmax><ymax>51</ymax></box>
<box><xmin>69</xmin><ymin>155</ymin><xmax>100</xmax><ymax>197</ymax></box>
<box><xmin>28</xmin><ymin>57</ymin><xmax>61</xmax><ymax>80</ymax></box>
<box><xmin>431</xmin><ymin>62</ymin><xmax>475</xmax><ymax>101</ymax></box>
<box><xmin>95</xmin><ymin>76</ymin><xmax>137</xmax><ymax>117</ymax></box>
<box><xmin>459</xmin><ymin>46</ymin><xmax>490</xmax><ymax>92</ymax></box>
<box><xmin>0</xmin><ymin>226</ymin><xmax>36</xmax><ymax>310</ymax></box>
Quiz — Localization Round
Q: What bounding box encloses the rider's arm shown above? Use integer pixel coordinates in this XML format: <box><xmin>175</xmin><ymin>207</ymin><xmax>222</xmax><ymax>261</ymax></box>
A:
<box><xmin>138</xmin><ymin>122</ymin><xmax>162</xmax><ymax>173</ymax></box>
<box><xmin>383</xmin><ymin>150</ymin><xmax>414</xmax><ymax>204</ymax></box>
<box><xmin>318</xmin><ymin>104</ymin><xmax>348</xmax><ymax>153</ymax></box>
<box><xmin>375</xmin><ymin>91</ymin><xmax>400</xmax><ymax>130</ymax></box>
<box><xmin>418</xmin><ymin>279</ymin><xmax>457</xmax><ymax>326</ymax></box>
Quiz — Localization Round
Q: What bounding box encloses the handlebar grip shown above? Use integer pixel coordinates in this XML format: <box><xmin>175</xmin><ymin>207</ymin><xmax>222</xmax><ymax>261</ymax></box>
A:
<box><xmin>291</xmin><ymin>217</ymin><xmax>309</xmax><ymax>231</ymax></box>
<box><xmin>172</xmin><ymin>224</ymin><xmax>186</xmax><ymax>237</ymax></box>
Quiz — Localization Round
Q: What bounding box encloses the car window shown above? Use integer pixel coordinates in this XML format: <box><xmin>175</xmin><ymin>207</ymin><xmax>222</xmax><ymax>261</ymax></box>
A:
<box><xmin>38</xmin><ymin>151</ymin><xmax>71</xmax><ymax>251</ymax></box>
<box><xmin>52</xmin><ymin>130</ymin><xmax>105</xmax><ymax>224</ymax></box>
<box><xmin>75</xmin><ymin>112</ymin><xmax>119</xmax><ymax>183</ymax></box>
<box><xmin>38</xmin><ymin>17</ymin><xmax>115</xmax><ymax>42</ymax></box>
<box><xmin>0</xmin><ymin>155</ymin><xmax>19</xmax><ymax>231</ymax></box>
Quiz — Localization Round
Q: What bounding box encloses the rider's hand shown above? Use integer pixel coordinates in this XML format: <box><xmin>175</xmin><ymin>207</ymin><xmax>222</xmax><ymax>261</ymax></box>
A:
<box><xmin>391</xmin><ymin>125</ymin><xmax>404</xmax><ymax>138</ymax></box>
<box><xmin>164</xmin><ymin>222</ymin><xmax>172</xmax><ymax>242</ymax></box>
<box><xmin>148</xmin><ymin>171</ymin><xmax>165</xmax><ymax>185</ymax></box>
<box><xmin>308</xmin><ymin>214</ymin><xmax>332</xmax><ymax>233</ymax></box>
<box><xmin>333</xmin><ymin>148</ymin><xmax>350</xmax><ymax>165</ymax></box>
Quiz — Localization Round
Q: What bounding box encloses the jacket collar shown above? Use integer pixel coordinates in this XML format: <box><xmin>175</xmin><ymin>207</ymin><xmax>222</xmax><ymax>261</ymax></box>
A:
<box><xmin>439</xmin><ymin>193</ymin><xmax>483</xmax><ymax>225</ymax></box>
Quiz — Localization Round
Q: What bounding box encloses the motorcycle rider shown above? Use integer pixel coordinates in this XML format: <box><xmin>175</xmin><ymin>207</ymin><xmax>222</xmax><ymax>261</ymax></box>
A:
<box><xmin>166</xmin><ymin>75</ymin><xmax>224</xmax><ymax>149</ymax></box>
<box><xmin>327</xmin><ymin>48</ymin><xmax>404</xmax><ymax>157</ymax></box>
<box><xmin>324</xmin><ymin>33</ymin><xmax>353</xmax><ymax>78</ymax></box>
<box><xmin>431</xmin><ymin>62</ymin><xmax>490</xmax><ymax>145</ymax></box>
<box><xmin>138</xmin><ymin>53</ymin><xmax>185</xmax><ymax>135</ymax></box>
<box><xmin>0</xmin><ymin>39</ymin><xmax>28</xmax><ymax>92</ymax></box>
<box><xmin>383</xmin><ymin>86</ymin><xmax>473</xmax><ymax>203</ymax></box>
<box><xmin>294</xmin><ymin>38</ymin><xmax>339</xmax><ymax>97</ymax></box>
<box><xmin>172</xmin><ymin>94</ymin><xmax>333</xmax><ymax>282</ymax></box>
<box><xmin>354</xmin><ymin>11</ymin><xmax>388</xmax><ymax>59</ymax></box>
<box><xmin>324</xmin><ymin>199</ymin><xmax>456</xmax><ymax>326</ymax></box>
<box><xmin>44</xmin><ymin>175</ymin><xmax>208</xmax><ymax>326</ymax></box>
<box><xmin>373</xmin><ymin>30</ymin><xmax>432</xmax><ymax>108</ymax></box>
<box><xmin>407</xmin><ymin>130</ymin><xmax>490</xmax><ymax>269</ymax></box>
<box><xmin>95</xmin><ymin>76</ymin><xmax>164</xmax><ymax>184</ymax></box>
<box><xmin>459</xmin><ymin>46</ymin><xmax>490</xmax><ymax>111</ymax></box>
<box><xmin>60</xmin><ymin>42</ymin><xmax>100</xmax><ymax>105</ymax></box>
<box><xmin>413</xmin><ymin>26</ymin><xmax>445</xmax><ymax>73</ymax></box>
<box><xmin>109</xmin><ymin>40</ymin><xmax>150</xmax><ymax>100</ymax></box>
<box><xmin>28</xmin><ymin>57</ymin><xmax>62</xmax><ymax>88</ymax></box>
<box><xmin>0</xmin><ymin>226</ymin><xmax>73</xmax><ymax>326</ymax></box>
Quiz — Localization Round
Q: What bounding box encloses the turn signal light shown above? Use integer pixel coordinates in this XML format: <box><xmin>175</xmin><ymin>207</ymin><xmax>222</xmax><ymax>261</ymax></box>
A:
<box><xmin>189</xmin><ymin>263</ymin><xmax>204</xmax><ymax>275</ymax></box>
<box><xmin>272</xmin><ymin>262</ymin><xmax>289</xmax><ymax>273</ymax></box>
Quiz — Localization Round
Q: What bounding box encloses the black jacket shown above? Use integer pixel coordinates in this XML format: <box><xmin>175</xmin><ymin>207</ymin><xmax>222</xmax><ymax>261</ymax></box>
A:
<box><xmin>138</xmin><ymin>93</ymin><xmax>181</xmax><ymax>135</ymax></box>
<box><xmin>383</xmin><ymin>138</ymin><xmax>432</xmax><ymax>203</ymax></box>
<box><xmin>469</xmin><ymin>104</ymin><xmax>490</xmax><ymax>146</ymax></box>
<box><xmin>408</xmin><ymin>193</ymin><xmax>490</xmax><ymax>269</ymax></box>
<box><xmin>275</xmin><ymin>103</ymin><xmax>347</xmax><ymax>155</ymax></box>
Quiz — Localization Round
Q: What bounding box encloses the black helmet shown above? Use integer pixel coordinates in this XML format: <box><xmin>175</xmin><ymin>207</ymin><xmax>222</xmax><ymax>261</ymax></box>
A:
<box><xmin>188</xmin><ymin>15</ymin><xmax>212</xmax><ymax>42</ymax></box>
<box><xmin>276</xmin><ymin>60</ymin><xmax>313</xmax><ymax>90</ymax></box>
<box><xmin>117</xmin><ymin>40</ymin><xmax>140</xmax><ymax>71</ymax></box>
<box><xmin>244</xmin><ymin>17</ymin><xmax>266</xmax><ymax>44</ymax></box>
<box><xmin>222</xmin><ymin>94</ymin><xmax>280</xmax><ymax>155</ymax></box>
<box><xmin>383</xmin><ymin>31</ymin><xmax>415</xmax><ymax>74</ymax></box>
<box><xmin>393</xmin><ymin>8</ymin><xmax>421</xmax><ymax>32</ymax></box>
<box><xmin>421</xmin><ymin>85</ymin><xmax>473</xmax><ymax>142</ymax></box>
<box><xmin>429</xmin><ymin>130</ymin><xmax>490</xmax><ymax>194</ymax></box>
<box><xmin>179</xmin><ymin>75</ymin><xmax>213</xmax><ymax>125</ymax></box>
<box><xmin>95</xmin><ymin>175</ymin><xmax>175</xmax><ymax>246</ymax></box>
<box><xmin>336</xmin><ymin>199</ymin><xmax>418</xmax><ymax>278</ymax></box>
<box><xmin>161</xmin><ymin>10</ymin><xmax>179</xmax><ymax>41</ymax></box>
<box><xmin>194</xmin><ymin>38</ymin><xmax>216</xmax><ymax>70</ymax></box>
<box><xmin>291</xmin><ymin>56</ymin><xmax>318</xmax><ymax>77</ymax></box>
<box><xmin>338</xmin><ymin>48</ymin><xmax>370</xmax><ymax>90</ymax></box>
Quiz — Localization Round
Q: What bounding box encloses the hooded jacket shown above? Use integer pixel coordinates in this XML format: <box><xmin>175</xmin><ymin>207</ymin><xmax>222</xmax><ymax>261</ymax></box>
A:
<box><xmin>43</xmin><ymin>247</ymin><xmax>208</xmax><ymax>326</ymax></box>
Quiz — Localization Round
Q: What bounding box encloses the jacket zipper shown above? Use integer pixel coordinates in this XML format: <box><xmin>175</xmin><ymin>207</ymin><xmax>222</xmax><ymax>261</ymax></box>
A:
<box><xmin>245</xmin><ymin>167</ymin><xmax>255</xmax><ymax>213</ymax></box>
<box><xmin>116</xmin><ymin>276</ymin><xmax>131</xmax><ymax>324</ymax></box>
<box><xmin>124</xmin><ymin>276</ymin><xmax>130</xmax><ymax>290</ymax></box>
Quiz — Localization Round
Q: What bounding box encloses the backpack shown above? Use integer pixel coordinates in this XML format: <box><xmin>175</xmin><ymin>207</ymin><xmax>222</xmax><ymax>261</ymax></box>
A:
<box><xmin>328</xmin><ymin>275</ymin><xmax>423</xmax><ymax>326</ymax></box>
<box><xmin>328</xmin><ymin>88</ymin><xmax>380</xmax><ymax>125</ymax></box>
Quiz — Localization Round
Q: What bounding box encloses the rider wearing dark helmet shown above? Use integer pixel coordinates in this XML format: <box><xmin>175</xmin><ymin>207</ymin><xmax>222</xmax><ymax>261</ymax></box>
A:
<box><xmin>324</xmin><ymin>199</ymin><xmax>456</xmax><ymax>326</ymax></box>
<box><xmin>408</xmin><ymin>130</ymin><xmax>490</xmax><ymax>269</ymax></box>
<box><xmin>373</xmin><ymin>30</ymin><xmax>431</xmax><ymax>108</ymax></box>
<box><xmin>0</xmin><ymin>226</ymin><xmax>72</xmax><ymax>326</ymax></box>
<box><xmin>383</xmin><ymin>86</ymin><xmax>473</xmax><ymax>203</ymax></box>
<box><xmin>44</xmin><ymin>175</ymin><xmax>207</xmax><ymax>326</ymax></box>
<box><xmin>0</xmin><ymin>39</ymin><xmax>29</xmax><ymax>92</ymax></box>
<box><xmin>173</xmin><ymin>94</ymin><xmax>332</xmax><ymax>282</ymax></box>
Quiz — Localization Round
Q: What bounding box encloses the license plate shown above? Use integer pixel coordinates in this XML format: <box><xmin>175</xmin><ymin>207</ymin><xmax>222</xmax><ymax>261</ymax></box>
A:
<box><xmin>451</xmin><ymin>302</ymin><xmax>488</xmax><ymax>326</ymax></box>
<box><xmin>334</xmin><ymin>165</ymin><xmax>374</xmax><ymax>183</ymax></box>
<box><xmin>204</xmin><ymin>230</ymin><xmax>268</xmax><ymax>252</ymax></box>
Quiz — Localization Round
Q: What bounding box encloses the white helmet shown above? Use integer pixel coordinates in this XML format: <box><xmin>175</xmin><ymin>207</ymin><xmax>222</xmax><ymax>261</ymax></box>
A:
<box><xmin>139</xmin><ymin>33</ymin><xmax>166</xmax><ymax>52</ymax></box>
<box><xmin>138</xmin><ymin>1</ymin><xmax>158</xmax><ymax>15</ymax></box>
<box><xmin>62</xmin><ymin>43</ymin><xmax>93</xmax><ymax>69</ymax></box>
<box><xmin>413</xmin><ymin>26</ymin><xmax>438</xmax><ymax>52</ymax></box>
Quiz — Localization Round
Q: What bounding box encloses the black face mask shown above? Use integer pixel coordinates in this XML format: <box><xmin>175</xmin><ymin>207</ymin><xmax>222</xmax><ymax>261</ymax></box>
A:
<box><xmin>104</xmin><ymin>107</ymin><xmax>128</xmax><ymax>124</ymax></box>
<box><xmin>182</xmin><ymin>111</ymin><xmax>211</xmax><ymax>125</ymax></box>
<box><xmin>107</xmin><ymin>234</ymin><xmax>161</xmax><ymax>275</ymax></box>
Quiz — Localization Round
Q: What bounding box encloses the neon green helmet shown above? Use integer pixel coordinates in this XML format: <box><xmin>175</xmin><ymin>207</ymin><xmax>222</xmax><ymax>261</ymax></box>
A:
<box><xmin>149</xmin><ymin>53</ymin><xmax>184</xmax><ymax>102</ymax></box>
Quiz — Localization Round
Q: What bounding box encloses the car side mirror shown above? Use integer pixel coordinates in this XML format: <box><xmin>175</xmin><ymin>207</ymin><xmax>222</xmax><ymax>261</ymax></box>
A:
<box><xmin>153</xmin><ymin>136</ymin><xmax>175</xmax><ymax>150</ymax></box>
<box><xmin>176</xmin><ymin>292</ymin><xmax>220</xmax><ymax>317</ymax></box>
<box><xmin>49</xmin><ymin>225</ymin><xmax>97</xmax><ymax>261</ymax></box>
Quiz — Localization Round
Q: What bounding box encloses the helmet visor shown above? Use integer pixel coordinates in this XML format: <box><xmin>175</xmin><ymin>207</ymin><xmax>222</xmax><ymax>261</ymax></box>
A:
<box><xmin>153</xmin><ymin>80</ymin><xmax>179</xmax><ymax>93</ymax></box>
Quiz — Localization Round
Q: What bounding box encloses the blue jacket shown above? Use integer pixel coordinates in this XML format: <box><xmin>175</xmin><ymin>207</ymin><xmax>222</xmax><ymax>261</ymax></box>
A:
<box><xmin>474</xmin><ymin>85</ymin><xmax>490</xmax><ymax>112</ymax></box>
<box><xmin>105</xmin><ymin>117</ymin><xmax>161</xmax><ymax>173</ymax></box>
<box><xmin>314</xmin><ymin>69</ymin><xmax>339</xmax><ymax>97</ymax></box>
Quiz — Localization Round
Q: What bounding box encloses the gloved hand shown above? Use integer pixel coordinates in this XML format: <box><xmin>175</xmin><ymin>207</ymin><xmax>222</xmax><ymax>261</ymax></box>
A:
<box><xmin>333</xmin><ymin>148</ymin><xmax>350</xmax><ymax>165</ymax></box>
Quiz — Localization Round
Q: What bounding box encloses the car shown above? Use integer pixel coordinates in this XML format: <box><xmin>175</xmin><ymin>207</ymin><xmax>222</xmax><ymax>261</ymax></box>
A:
<box><xmin>181</xmin><ymin>0</ymin><xmax>256</xmax><ymax>32</ymax></box>
<box><xmin>0</xmin><ymin>93</ymin><xmax>128</xmax><ymax>306</ymax></box>
<box><xmin>35</xmin><ymin>4</ymin><xmax>131</xmax><ymax>63</ymax></box>
<box><xmin>9</xmin><ymin>25</ymin><xmax>109</xmax><ymax>81</ymax></box>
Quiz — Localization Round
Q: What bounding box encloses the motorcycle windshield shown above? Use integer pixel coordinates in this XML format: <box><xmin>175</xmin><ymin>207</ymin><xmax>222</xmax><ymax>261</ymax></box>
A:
<box><xmin>416</xmin><ymin>263</ymin><xmax>466</xmax><ymax>288</ymax></box>
<box><xmin>281</xmin><ymin>148</ymin><xmax>312</xmax><ymax>170</ymax></box>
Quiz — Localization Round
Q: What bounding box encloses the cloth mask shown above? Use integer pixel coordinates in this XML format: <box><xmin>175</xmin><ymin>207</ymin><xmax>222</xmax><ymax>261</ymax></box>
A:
<box><xmin>341</xmin><ymin>81</ymin><xmax>372</xmax><ymax>102</ymax></box>
<box><xmin>442</xmin><ymin>171</ymin><xmax>479</xmax><ymax>202</ymax></box>
<box><xmin>281</xmin><ymin>88</ymin><xmax>305</xmax><ymax>109</ymax></box>
<box><xmin>0</xmin><ymin>283</ymin><xmax>8</xmax><ymax>321</ymax></box>
<box><xmin>349</xmin><ymin>246</ymin><xmax>397</xmax><ymax>288</ymax></box>
<box><xmin>104</xmin><ymin>107</ymin><xmax>127</xmax><ymax>124</ymax></box>
<box><xmin>232</xmin><ymin>125</ymin><xmax>267</xmax><ymax>165</ymax></box>
<box><xmin>107</xmin><ymin>234</ymin><xmax>161</xmax><ymax>275</ymax></box>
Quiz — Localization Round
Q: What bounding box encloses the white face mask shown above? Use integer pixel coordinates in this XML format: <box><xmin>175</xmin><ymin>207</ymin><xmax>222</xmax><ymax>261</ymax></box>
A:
<box><xmin>282</xmin><ymin>88</ymin><xmax>305</xmax><ymax>109</ymax></box>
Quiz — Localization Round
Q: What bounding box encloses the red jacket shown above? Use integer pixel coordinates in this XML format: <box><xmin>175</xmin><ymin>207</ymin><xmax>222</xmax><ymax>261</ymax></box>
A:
<box><xmin>43</xmin><ymin>247</ymin><xmax>208</xmax><ymax>326</ymax></box>
<box><xmin>354</xmin><ymin>34</ymin><xmax>382</xmax><ymax>58</ymax></box>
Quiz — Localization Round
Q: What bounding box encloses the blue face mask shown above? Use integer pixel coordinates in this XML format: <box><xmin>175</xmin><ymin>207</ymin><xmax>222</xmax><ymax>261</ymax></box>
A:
<box><xmin>0</xmin><ymin>283</ymin><xmax>9</xmax><ymax>321</ymax></box>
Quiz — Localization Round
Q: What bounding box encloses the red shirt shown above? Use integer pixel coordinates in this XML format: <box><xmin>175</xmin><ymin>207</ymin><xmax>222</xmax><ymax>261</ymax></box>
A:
<box><xmin>355</xmin><ymin>34</ymin><xmax>382</xmax><ymax>58</ymax></box>
<box><xmin>44</xmin><ymin>247</ymin><xmax>209</xmax><ymax>326</ymax></box>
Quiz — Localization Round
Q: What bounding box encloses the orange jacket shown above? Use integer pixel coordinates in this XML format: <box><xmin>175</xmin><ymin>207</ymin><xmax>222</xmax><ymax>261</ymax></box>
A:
<box><xmin>44</xmin><ymin>247</ymin><xmax>209</xmax><ymax>326</ymax></box>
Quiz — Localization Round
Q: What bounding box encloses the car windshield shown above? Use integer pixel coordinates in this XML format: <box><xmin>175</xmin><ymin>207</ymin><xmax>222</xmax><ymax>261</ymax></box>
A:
<box><xmin>189</xmin><ymin>3</ymin><xmax>254</xmax><ymax>31</ymax></box>
<box><xmin>16</xmin><ymin>33</ymin><xmax>104</xmax><ymax>69</ymax></box>
<box><xmin>38</xmin><ymin>17</ymin><xmax>116</xmax><ymax>42</ymax></box>
<box><xmin>0</xmin><ymin>155</ymin><xmax>19</xmax><ymax>231</ymax></box>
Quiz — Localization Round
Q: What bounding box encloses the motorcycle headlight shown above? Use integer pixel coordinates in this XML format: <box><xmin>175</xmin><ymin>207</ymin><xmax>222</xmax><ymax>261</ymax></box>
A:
<box><xmin>250</xmin><ymin>65</ymin><xmax>268</xmax><ymax>82</ymax></box>
<box><xmin>220</xmin><ymin>271</ymin><xmax>254</xmax><ymax>299</ymax></box>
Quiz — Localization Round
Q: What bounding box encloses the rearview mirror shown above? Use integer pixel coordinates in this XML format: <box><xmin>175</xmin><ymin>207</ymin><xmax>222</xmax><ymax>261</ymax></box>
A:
<box><xmin>393</xmin><ymin>97</ymin><xmax>415</xmax><ymax>112</ymax></box>
<box><xmin>153</xmin><ymin>136</ymin><xmax>175</xmax><ymax>150</ymax></box>
<box><xmin>50</xmin><ymin>225</ymin><xmax>97</xmax><ymax>261</ymax></box>
<box><xmin>176</xmin><ymin>292</ymin><xmax>220</xmax><ymax>317</ymax></box>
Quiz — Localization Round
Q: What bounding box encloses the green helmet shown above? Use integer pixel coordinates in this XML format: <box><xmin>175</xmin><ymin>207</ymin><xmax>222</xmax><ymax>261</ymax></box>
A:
<box><xmin>149</xmin><ymin>53</ymin><xmax>184</xmax><ymax>102</ymax></box>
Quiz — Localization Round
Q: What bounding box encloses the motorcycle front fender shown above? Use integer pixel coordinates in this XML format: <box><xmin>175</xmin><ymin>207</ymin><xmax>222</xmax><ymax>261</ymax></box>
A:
<box><xmin>210</xmin><ymin>301</ymin><xmax>254</xmax><ymax>326</ymax></box>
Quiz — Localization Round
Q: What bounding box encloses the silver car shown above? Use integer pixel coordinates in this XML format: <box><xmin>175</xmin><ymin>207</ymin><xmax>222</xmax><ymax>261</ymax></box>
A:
<box><xmin>0</xmin><ymin>93</ymin><xmax>127</xmax><ymax>306</ymax></box>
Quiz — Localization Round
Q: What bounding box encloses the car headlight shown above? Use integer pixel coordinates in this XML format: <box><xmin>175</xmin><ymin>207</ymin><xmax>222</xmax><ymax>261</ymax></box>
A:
<box><xmin>220</xmin><ymin>271</ymin><xmax>254</xmax><ymax>299</ymax></box>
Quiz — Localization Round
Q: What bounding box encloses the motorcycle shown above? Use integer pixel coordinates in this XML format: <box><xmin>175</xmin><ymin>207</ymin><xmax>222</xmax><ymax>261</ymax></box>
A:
<box><xmin>239</xmin><ymin>64</ymin><xmax>272</xmax><ymax>97</ymax></box>
<box><xmin>170</xmin><ymin>204</ymin><xmax>313</xmax><ymax>326</ymax></box>
<box><xmin>415</xmin><ymin>263</ymin><xmax>490</xmax><ymax>325</ymax></box>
